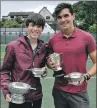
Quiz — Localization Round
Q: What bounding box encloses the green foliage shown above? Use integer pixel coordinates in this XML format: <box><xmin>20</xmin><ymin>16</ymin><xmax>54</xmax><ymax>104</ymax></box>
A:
<box><xmin>3</xmin><ymin>19</ymin><xmax>20</xmax><ymax>28</ymax></box>
<box><xmin>15</xmin><ymin>16</ymin><xmax>23</xmax><ymax>24</ymax></box>
<box><xmin>2</xmin><ymin>18</ymin><xmax>6</xmax><ymax>22</ymax></box>
<box><xmin>0</xmin><ymin>21</ymin><xmax>4</xmax><ymax>27</ymax></box>
<box><xmin>89</xmin><ymin>24</ymin><xmax>97</xmax><ymax>33</ymax></box>
<box><xmin>77</xmin><ymin>10</ymin><xmax>85</xmax><ymax>20</ymax></box>
<box><xmin>73</xmin><ymin>1</ymin><xmax>97</xmax><ymax>31</ymax></box>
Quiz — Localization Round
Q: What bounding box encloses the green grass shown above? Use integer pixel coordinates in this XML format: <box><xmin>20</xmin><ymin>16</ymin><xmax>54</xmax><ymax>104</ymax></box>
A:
<box><xmin>1</xmin><ymin>52</ymin><xmax>5</xmax><ymax>59</ymax></box>
<box><xmin>1</xmin><ymin>44</ymin><xmax>6</xmax><ymax>51</ymax></box>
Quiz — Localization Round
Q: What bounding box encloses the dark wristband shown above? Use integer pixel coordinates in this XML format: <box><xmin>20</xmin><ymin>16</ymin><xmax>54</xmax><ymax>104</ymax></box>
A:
<box><xmin>84</xmin><ymin>73</ymin><xmax>91</xmax><ymax>80</ymax></box>
<box><xmin>53</xmin><ymin>70</ymin><xmax>64</xmax><ymax>77</ymax></box>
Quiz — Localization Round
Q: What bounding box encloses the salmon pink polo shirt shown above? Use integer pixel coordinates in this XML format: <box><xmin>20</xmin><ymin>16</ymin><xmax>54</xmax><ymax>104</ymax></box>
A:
<box><xmin>49</xmin><ymin>27</ymin><xmax>96</xmax><ymax>93</ymax></box>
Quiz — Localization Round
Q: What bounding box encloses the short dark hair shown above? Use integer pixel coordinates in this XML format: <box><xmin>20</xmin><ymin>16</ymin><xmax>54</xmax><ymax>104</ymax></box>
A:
<box><xmin>54</xmin><ymin>3</ymin><xmax>74</xmax><ymax>18</ymax></box>
<box><xmin>25</xmin><ymin>13</ymin><xmax>45</xmax><ymax>29</ymax></box>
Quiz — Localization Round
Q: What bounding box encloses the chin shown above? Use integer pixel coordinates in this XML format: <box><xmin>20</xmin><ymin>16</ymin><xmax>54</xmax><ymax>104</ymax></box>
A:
<box><xmin>30</xmin><ymin>36</ymin><xmax>37</xmax><ymax>39</ymax></box>
<box><xmin>62</xmin><ymin>27</ymin><xmax>68</xmax><ymax>31</ymax></box>
<box><xmin>33</xmin><ymin>37</ymin><xmax>39</xmax><ymax>39</ymax></box>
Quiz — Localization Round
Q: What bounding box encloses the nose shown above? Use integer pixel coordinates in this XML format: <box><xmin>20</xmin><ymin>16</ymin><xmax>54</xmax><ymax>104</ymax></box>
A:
<box><xmin>61</xmin><ymin>17</ymin><xmax>66</xmax><ymax>22</ymax></box>
<box><xmin>33</xmin><ymin>26</ymin><xmax>38</xmax><ymax>30</ymax></box>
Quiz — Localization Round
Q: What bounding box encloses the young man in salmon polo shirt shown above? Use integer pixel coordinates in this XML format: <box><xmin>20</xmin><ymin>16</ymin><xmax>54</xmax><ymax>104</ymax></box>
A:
<box><xmin>47</xmin><ymin>3</ymin><xmax>96</xmax><ymax>108</ymax></box>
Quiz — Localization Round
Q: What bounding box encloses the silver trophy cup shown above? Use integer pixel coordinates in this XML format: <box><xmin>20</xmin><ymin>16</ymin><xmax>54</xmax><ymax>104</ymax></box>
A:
<box><xmin>49</xmin><ymin>53</ymin><xmax>62</xmax><ymax>71</ymax></box>
<box><xmin>8</xmin><ymin>82</ymin><xmax>36</xmax><ymax>104</ymax></box>
<box><xmin>64</xmin><ymin>72</ymin><xmax>84</xmax><ymax>85</ymax></box>
<box><xmin>26</xmin><ymin>67</ymin><xmax>47</xmax><ymax>77</ymax></box>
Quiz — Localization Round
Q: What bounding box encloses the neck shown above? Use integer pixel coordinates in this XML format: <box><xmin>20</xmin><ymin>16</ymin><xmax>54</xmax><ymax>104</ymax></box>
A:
<box><xmin>62</xmin><ymin>26</ymin><xmax>75</xmax><ymax>37</ymax></box>
<box><xmin>27</xmin><ymin>36</ymin><xmax>38</xmax><ymax>50</ymax></box>
<box><xmin>27</xmin><ymin>36</ymin><xmax>37</xmax><ymax>44</ymax></box>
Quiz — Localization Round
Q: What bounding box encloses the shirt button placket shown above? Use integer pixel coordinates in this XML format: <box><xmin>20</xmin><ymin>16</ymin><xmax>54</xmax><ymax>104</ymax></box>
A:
<box><xmin>66</xmin><ymin>38</ymin><xmax>68</xmax><ymax>46</ymax></box>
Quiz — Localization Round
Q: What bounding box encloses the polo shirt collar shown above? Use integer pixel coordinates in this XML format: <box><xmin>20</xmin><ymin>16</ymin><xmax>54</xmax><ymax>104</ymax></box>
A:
<box><xmin>60</xmin><ymin>27</ymin><xmax>77</xmax><ymax>38</ymax></box>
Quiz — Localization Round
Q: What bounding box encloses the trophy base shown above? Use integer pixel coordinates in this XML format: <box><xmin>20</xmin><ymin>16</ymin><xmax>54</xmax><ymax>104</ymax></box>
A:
<box><xmin>11</xmin><ymin>94</ymin><xmax>24</xmax><ymax>104</ymax></box>
<box><xmin>54</xmin><ymin>67</ymin><xmax>62</xmax><ymax>71</ymax></box>
<box><xmin>70</xmin><ymin>81</ymin><xmax>80</xmax><ymax>85</ymax></box>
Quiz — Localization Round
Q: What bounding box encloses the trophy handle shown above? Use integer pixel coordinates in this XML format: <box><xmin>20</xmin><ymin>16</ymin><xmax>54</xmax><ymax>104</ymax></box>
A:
<box><xmin>30</xmin><ymin>87</ymin><xmax>36</xmax><ymax>90</ymax></box>
<box><xmin>64</xmin><ymin>75</ymin><xmax>69</xmax><ymax>77</ymax></box>
<box><xmin>59</xmin><ymin>53</ymin><xmax>64</xmax><ymax>65</ymax></box>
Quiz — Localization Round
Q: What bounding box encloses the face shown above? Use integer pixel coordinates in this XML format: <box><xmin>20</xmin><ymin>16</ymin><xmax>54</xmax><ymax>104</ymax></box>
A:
<box><xmin>27</xmin><ymin>23</ymin><xmax>43</xmax><ymax>40</ymax></box>
<box><xmin>57</xmin><ymin>8</ymin><xmax>75</xmax><ymax>31</ymax></box>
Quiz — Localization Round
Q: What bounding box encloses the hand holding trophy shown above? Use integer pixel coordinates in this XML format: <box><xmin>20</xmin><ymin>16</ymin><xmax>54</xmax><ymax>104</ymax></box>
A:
<box><xmin>47</xmin><ymin>53</ymin><xmax>69</xmax><ymax>86</ymax></box>
<box><xmin>48</xmin><ymin>53</ymin><xmax>64</xmax><ymax>77</ymax></box>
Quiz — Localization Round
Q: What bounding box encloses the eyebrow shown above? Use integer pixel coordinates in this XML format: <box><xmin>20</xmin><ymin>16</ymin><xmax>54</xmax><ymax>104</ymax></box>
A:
<box><xmin>57</xmin><ymin>14</ymin><xmax>69</xmax><ymax>19</ymax></box>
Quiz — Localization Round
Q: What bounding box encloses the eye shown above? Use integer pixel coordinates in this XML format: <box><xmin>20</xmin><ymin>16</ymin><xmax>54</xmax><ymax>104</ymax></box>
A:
<box><xmin>57</xmin><ymin>14</ymin><xmax>69</xmax><ymax>19</ymax></box>
<box><xmin>57</xmin><ymin>16</ymin><xmax>62</xmax><ymax>19</ymax></box>
<box><xmin>63</xmin><ymin>14</ymin><xmax>69</xmax><ymax>18</ymax></box>
<box><xmin>30</xmin><ymin>23</ymin><xmax>34</xmax><ymax>27</ymax></box>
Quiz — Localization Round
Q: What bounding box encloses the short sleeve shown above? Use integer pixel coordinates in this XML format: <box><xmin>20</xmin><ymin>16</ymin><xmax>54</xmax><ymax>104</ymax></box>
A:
<box><xmin>86</xmin><ymin>34</ymin><xmax>96</xmax><ymax>53</ymax></box>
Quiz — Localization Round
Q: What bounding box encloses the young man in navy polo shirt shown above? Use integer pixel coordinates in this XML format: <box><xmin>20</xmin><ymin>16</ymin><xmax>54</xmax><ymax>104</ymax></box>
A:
<box><xmin>47</xmin><ymin>3</ymin><xmax>96</xmax><ymax>108</ymax></box>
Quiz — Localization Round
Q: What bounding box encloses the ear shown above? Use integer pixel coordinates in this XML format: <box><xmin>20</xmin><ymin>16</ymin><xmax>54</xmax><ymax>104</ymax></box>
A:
<box><xmin>42</xmin><ymin>29</ymin><xmax>43</xmax><ymax>32</ymax></box>
<box><xmin>73</xmin><ymin>13</ymin><xmax>75</xmax><ymax>20</ymax></box>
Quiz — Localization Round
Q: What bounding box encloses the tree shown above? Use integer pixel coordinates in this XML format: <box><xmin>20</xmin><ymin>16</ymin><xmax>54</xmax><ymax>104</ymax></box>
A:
<box><xmin>73</xmin><ymin>1</ymin><xmax>97</xmax><ymax>31</ymax></box>
<box><xmin>89</xmin><ymin>24</ymin><xmax>97</xmax><ymax>33</ymax></box>
<box><xmin>2</xmin><ymin>18</ymin><xmax>6</xmax><ymax>22</ymax></box>
<box><xmin>3</xmin><ymin>19</ymin><xmax>20</xmax><ymax>28</ymax></box>
<box><xmin>15</xmin><ymin>16</ymin><xmax>23</xmax><ymax>24</ymax></box>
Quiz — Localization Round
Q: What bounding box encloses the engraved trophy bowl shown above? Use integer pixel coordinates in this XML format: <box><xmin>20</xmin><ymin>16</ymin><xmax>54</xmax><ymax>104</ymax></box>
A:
<box><xmin>8</xmin><ymin>82</ymin><xmax>36</xmax><ymax>104</ymax></box>
<box><xmin>64</xmin><ymin>72</ymin><xmax>83</xmax><ymax>85</ymax></box>
<box><xmin>49</xmin><ymin>53</ymin><xmax>62</xmax><ymax>71</ymax></box>
<box><xmin>26</xmin><ymin>67</ymin><xmax>47</xmax><ymax>77</ymax></box>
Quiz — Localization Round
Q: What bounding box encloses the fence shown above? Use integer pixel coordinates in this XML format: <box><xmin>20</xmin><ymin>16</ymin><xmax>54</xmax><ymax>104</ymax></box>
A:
<box><xmin>0</xmin><ymin>28</ymin><xmax>96</xmax><ymax>44</ymax></box>
<box><xmin>0</xmin><ymin>28</ymin><xmax>54</xmax><ymax>44</ymax></box>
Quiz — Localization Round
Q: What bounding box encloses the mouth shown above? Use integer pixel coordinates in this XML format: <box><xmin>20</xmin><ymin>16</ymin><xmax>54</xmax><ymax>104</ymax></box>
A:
<box><xmin>61</xmin><ymin>24</ymin><xmax>67</xmax><ymax>27</ymax></box>
<box><xmin>61</xmin><ymin>22</ymin><xmax>67</xmax><ymax>26</ymax></box>
<box><xmin>31</xmin><ymin>32</ymin><xmax>39</xmax><ymax>35</ymax></box>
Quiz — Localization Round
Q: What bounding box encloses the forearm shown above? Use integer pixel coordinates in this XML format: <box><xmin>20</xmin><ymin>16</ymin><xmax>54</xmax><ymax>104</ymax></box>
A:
<box><xmin>87</xmin><ymin>63</ymin><xmax>96</xmax><ymax>77</ymax></box>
